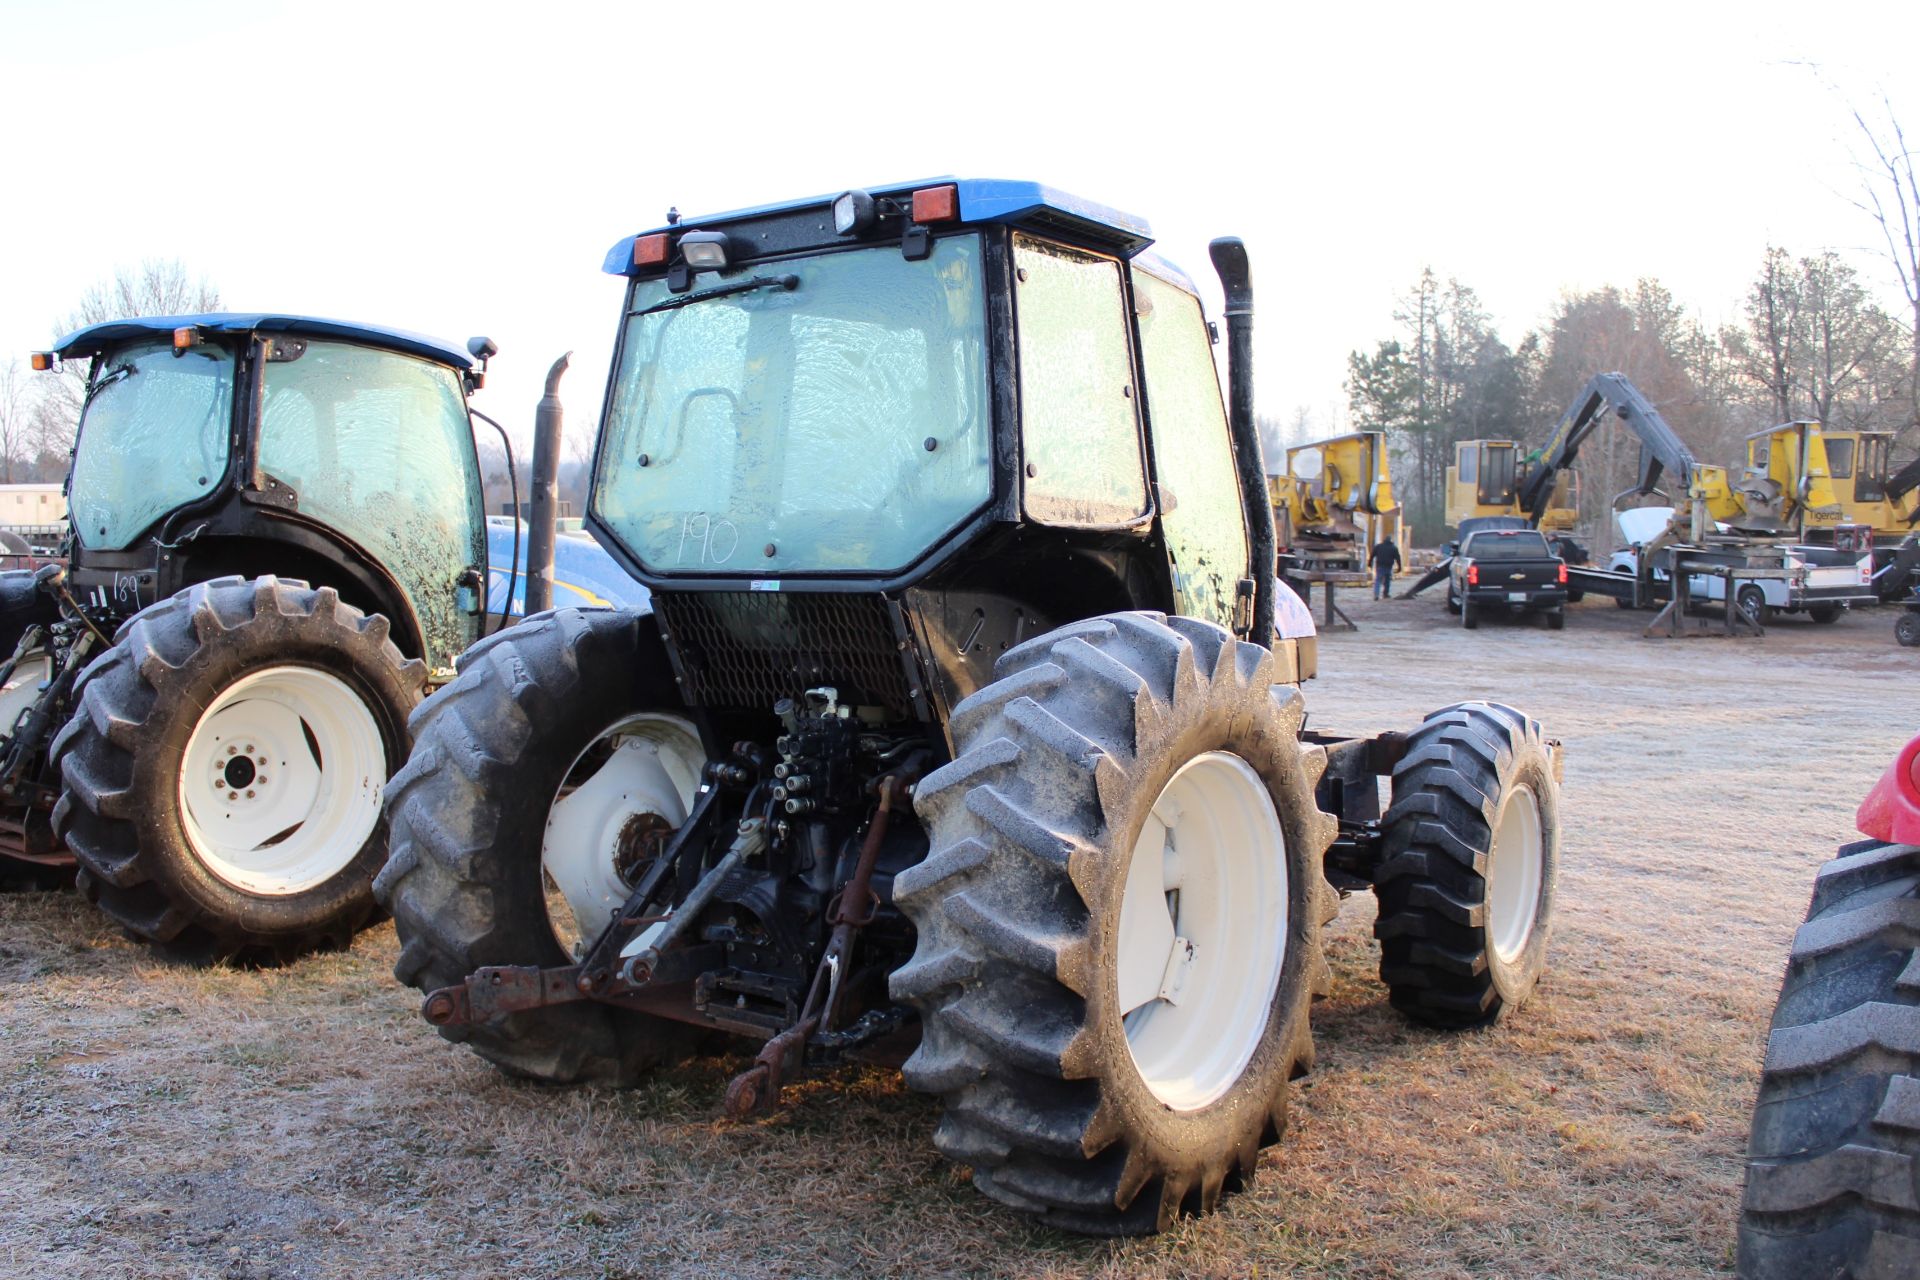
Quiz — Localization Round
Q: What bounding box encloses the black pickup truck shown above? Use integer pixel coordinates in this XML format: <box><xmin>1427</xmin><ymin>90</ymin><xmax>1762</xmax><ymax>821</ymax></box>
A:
<box><xmin>1447</xmin><ymin>528</ymin><xmax>1569</xmax><ymax>630</ymax></box>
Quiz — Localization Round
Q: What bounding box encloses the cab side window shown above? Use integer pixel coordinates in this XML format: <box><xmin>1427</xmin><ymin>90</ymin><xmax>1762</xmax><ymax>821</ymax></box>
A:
<box><xmin>1013</xmin><ymin>234</ymin><xmax>1148</xmax><ymax>526</ymax></box>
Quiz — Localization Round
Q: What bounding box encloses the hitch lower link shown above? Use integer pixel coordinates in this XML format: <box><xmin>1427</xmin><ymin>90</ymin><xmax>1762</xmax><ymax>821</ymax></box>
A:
<box><xmin>417</xmin><ymin>769</ymin><xmax>910</xmax><ymax>1122</ymax></box>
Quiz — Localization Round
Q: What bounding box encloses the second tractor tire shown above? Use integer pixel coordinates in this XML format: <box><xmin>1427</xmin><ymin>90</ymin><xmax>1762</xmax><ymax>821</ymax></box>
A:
<box><xmin>1373</xmin><ymin>702</ymin><xmax>1559</xmax><ymax>1028</ymax></box>
<box><xmin>51</xmin><ymin>576</ymin><xmax>422</xmax><ymax>961</ymax></box>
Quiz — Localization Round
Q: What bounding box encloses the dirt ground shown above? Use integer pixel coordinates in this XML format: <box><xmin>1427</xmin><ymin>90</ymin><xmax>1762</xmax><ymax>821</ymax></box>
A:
<box><xmin>1</xmin><ymin>589</ymin><xmax>1914</xmax><ymax>1280</ymax></box>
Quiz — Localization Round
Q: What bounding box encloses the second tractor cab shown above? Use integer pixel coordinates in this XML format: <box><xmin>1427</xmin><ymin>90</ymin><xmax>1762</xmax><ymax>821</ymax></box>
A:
<box><xmin>7</xmin><ymin>315</ymin><xmax>492</xmax><ymax>959</ymax></box>
<box><xmin>378</xmin><ymin>180</ymin><xmax>1565</xmax><ymax>1235</ymax></box>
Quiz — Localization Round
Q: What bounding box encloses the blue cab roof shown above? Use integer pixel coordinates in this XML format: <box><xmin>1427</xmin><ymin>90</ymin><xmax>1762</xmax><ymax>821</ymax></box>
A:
<box><xmin>603</xmin><ymin>178</ymin><xmax>1161</xmax><ymax>277</ymax></box>
<box><xmin>53</xmin><ymin>313</ymin><xmax>478</xmax><ymax>370</ymax></box>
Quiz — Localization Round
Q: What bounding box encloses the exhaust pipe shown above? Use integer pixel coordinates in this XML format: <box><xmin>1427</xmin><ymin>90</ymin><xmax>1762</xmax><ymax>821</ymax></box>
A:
<box><xmin>1208</xmin><ymin>238</ymin><xmax>1276</xmax><ymax>644</ymax></box>
<box><xmin>525</xmin><ymin>352</ymin><xmax>571</xmax><ymax>616</ymax></box>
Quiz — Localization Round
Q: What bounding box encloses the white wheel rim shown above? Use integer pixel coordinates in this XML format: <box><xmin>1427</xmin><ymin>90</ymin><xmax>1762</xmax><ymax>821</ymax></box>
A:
<box><xmin>0</xmin><ymin>652</ymin><xmax>51</xmax><ymax>742</ymax></box>
<box><xmin>1118</xmin><ymin>751</ymin><xmax>1289</xmax><ymax>1112</ymax></box>
<box><xmin>541</xmin><ymin>713</ymin><xmax>703</xmax><ymax>958</ymax></box>
<box><xmin>1488</xmin><ymin>783</ymin><xmax>1544</xmax><ymax>963</ymax></box>
<box><xmin>177</xmin><ymin>665</ymin><xmax>388</xmax><ymax>896</ymax></box>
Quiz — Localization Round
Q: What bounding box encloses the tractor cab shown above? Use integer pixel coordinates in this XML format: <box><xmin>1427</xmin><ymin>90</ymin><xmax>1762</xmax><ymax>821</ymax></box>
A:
<box><xmin>589</xmin><ymin>180</ymin><xmax>1284</xmax><ymax>741</ymax></box>
<box><xmin>40</xmin><ymin>314</ymin><xmax>491</xmax><ymax>674</ymax></box>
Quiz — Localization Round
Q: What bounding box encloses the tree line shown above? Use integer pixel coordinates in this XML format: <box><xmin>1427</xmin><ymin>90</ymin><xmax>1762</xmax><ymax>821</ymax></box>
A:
<box><xmin>1344</xmin><ymin>100</ymin><xmax>1920</xmax><ymax>546</ymax></box>
<box><xmin>1344</xmin><ymin>249</ymin><xmax>1916</xmax><ymax>545</ymax></box>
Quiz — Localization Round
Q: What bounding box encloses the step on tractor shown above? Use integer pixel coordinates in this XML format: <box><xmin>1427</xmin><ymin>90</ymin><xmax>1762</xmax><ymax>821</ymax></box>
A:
<box><xmin>8</xmin><ymin>315</ymin><xmax>494</xmax><ymax>959</ymax></box>
<box><xmin>377</xmin><ymin>180</ymin><xmax>1564</xmax><ymax>1234</ymax></box>
<box><xmin>1738</xmin><ymin>732</ymin><xmax>1920</xmax><ymax>1279</ymax></box>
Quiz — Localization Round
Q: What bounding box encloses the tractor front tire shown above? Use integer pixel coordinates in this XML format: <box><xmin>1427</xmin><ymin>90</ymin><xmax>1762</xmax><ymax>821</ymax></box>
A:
<box><xmin>375</xmin><ymin>608</ymin><xmax>700</xmax><ymax>1085</ymax></box>
<box><xmin>1739</xmin><ymin>840</ymin><xmax>1920</xmax><ymax>1279</ymax></box>
<box><xmin>893</xmin><ymin>611</ymin><xmax>1337</xmax><ymax>1235</ymax></box>
<box><xmin>51</xmin><ymin>577</ymin><xmax>422</xmax><ymax>961</ymax></box>
<box><xmin>1894</xmin><ymin>613</ymin><xmax>1920</xmax><ymax>648</ymax></box>
<box><xmin>1373</xmin><ymin>702</ymin><xmax>1559</xmax><ymax>1028</ymax></box>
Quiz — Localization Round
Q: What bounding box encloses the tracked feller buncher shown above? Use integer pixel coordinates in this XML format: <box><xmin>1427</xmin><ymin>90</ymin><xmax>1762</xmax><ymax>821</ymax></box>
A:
<box><xmin>1443</xmin><ymin>439</ymin><xmax>1585</xmax><ymax>561</ymax></box>
<box><xmin>6</xmin><ymin>315</ymin><xmax>495</xmax><ymax>959</ymax></box>
<box><xmin>1738</xmin><ymin>730</ymin><xmax>1920</xmax><ymax>1279</ymax></box>
<box><xmin>1268</xmin><ymin>430</ymin><xmax>1398</xmax><ymax>627</ymax></box>
<box><xmin>377</xmin><ymin>181</ymin><xmax>1564</xmax><ymax>1235</ymax></box>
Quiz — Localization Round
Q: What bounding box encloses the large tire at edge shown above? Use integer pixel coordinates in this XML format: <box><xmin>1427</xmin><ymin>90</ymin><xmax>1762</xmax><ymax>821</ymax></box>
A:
<box><xmin>374</xmin><ymin>608</ymin><xmax>699</xmax><ymax>1085</ymax></box>
<box><xmin>1738</xmin><ymin>839</ymin><xmax>1920</xmax><ymax>1280</ymax></box>
<box><xmin>892</xmin><ymin>611</ymin><xmax>1338</xmax><ymax>1235</ymax></box>
<box><xmin>51</xmin><ymin>576</ymin><xmax>423</xmax><ymax>961</ymax></box>
<box><xmin>1373</xmin><ymin>702</ymin><xmax>1559</xmax><ymax>1028</ymax></box>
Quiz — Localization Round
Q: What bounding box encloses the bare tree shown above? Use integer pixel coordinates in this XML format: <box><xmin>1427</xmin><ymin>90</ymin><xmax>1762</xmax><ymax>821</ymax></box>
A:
<box><xmin>1847</xmin><ymin>97</ymin><xmax>1920</xmax><ymax>438</ymax></box>
<box><xmin>0</xmin><ymin>360</ymin><xmax>36</xmax><ymax>484</ymax></box>
<box><xmin>39</xmin><ymin>259</ymin><xmax>223</xmax><ymax>460</ymax></box>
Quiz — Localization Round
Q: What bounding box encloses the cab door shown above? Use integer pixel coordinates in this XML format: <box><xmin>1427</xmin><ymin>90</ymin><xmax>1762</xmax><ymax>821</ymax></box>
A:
<box><xmin>256</xmin><ymin>339</ymin><xmax>487</xmax><ymax>671</ymax></box>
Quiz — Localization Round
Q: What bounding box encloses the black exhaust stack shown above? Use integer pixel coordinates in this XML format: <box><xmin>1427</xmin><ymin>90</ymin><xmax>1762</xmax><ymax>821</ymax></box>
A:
<box><xmin>1208</xmin><ymin>237</ymin><xmax>1275</xmax><ymax>645</ymax></box>
<box><xmin>524</xmin><ymin>352</ymin><xmax>571</xmax><ymax>616</ymax></box>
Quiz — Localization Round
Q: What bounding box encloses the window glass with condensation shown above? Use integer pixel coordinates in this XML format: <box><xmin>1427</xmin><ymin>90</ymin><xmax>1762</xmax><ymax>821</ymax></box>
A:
<box><xmin>69</xmin><ymin>340</ymin><xmax>233</xmax><ymax>550</ymax></box>
<box><xmin>1131</xmin><ymin>265</ymin><xmax>1249</xmax><ymax>630</ymax></box>
<box><xmin>1014</xmin><ymin>235</ymin><xmax>1148</xmax><ymax>526</ymax></box>
<box><xmin>258</xmin><ymin>340</ymin><xmax>484</xmax><ymax>667</ymax></box>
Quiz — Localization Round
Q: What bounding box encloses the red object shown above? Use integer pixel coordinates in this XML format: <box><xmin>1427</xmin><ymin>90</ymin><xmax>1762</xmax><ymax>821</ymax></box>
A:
<box><xmin>1558</xmin><ymin>563</ymin><xmax>1568</xmax><ymax>584</ymax></box>
<box><xmin>1857</xmin><ymin>732</ymin><xmax>1920</xmax><ymax>844</ymax></box>
<box><xmin>911</xmin><ymin>185</ymin><xmax>959</xmax><ymax>224</ymax></box>
<box><xmin>633</xmin><ymin>233</ymin><xmax>670</xmax><ymax>267</ymax></box>
<box><xmin>1467</xmin><ymin>564</ymin><xmax>1479</xmax><ymax>586</ymax></box>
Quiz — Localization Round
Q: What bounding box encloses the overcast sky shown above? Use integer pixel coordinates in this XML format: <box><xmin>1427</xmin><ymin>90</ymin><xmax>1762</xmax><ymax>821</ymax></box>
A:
<box><xmin>3</xmin><ymin>1</ymin><xmax>1916</xmax><ymax>455</ymax></box>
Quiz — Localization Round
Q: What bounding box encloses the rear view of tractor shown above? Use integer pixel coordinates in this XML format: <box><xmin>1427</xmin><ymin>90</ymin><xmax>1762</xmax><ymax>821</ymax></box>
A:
<box><xmin>377</xmin><ymin>180</ymin><xmax>1564</xmax><ymax>1233</ymax></box>
<box><xmin>1739</xmin><ymin>734</ymin><xmax>1920</xmax><ymax>1279</ymax></box>
<box><xmin>5</xmin><ymin>316</ymin><xmax>492</xmax><ymax>959</ymax></box>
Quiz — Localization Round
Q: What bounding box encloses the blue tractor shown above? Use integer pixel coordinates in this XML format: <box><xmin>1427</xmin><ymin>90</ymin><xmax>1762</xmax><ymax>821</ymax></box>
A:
<box><xmin>9</xmin><ymin>315</ymin><xmax>494</xmax><ymax>960</ymax></box>
<box><xmin>378</xmin><ymin>181</ymin><xmax>1565</xmax><ymax>1233</ymax></box>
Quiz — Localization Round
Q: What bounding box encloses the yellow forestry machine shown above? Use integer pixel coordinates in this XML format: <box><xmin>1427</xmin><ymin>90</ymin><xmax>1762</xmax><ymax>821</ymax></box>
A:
<box><xmin>1268</xmin><ymin>430</ymin><xmax>1399</xmax><ymax>626</ymax></box>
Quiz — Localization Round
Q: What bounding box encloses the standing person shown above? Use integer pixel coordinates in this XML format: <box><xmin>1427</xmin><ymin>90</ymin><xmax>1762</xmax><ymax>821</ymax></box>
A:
<box><xmin>1369</xmin><ymin>534</ymin><xmax>1401</xmax><ymax>600</ymax></box>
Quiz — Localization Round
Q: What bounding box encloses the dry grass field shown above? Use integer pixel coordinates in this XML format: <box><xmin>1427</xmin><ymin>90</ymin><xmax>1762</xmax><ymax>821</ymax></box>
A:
<box><xmin>1</xmin><ymin>590</ymin><xmax>1913</xmax><ymax>1279</ymax></box>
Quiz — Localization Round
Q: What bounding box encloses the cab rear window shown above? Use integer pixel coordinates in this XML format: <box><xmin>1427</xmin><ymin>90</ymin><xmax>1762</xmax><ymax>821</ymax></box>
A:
<box><xmin>1464</xmin><ymin>531</ymin><xmax>1551</xmax><ymax>559</ymax></box>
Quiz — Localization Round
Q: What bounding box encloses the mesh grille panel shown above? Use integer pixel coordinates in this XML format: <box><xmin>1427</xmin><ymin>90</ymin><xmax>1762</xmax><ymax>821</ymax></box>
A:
<box><xmin>655</xmin><ymin>592</ymin><xmax>912</xmax><ymax>716</ymax></box>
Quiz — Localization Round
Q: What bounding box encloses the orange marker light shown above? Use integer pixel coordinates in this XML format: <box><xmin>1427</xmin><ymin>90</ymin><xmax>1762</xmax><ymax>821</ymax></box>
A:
<box><xmin>29</xmin><ymin>352</ymin><xmax>53</xmax><ymax>372</ymax></box>
<box><xmin>911</xmin><ymin>184</ymin><xmax>959</xmax><ymax>224</ymax></box>
<box><xmin>634</xmin><ymin>233</ymin><xmax>670</xmax><ymax>268</ymax></box>
<box><xmin>172</xmin><ymin>327</ymin><xmax>199</xmax><ymax>350</ymax></box>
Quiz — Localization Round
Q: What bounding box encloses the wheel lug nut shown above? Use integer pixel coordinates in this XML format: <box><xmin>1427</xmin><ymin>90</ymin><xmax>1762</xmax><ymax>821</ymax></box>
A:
<box><xmin>245</xmin><ymin>790</ymin><xmax>255</xmax><ymax>799</ymax></box>
<box><xmin>226</xmin><ymin>746</ymin><xmax>238</xmax><ymax>756</ymax></box>
<box><xmin>228</xmin><ymin>792</ymin><xmax>239</xmax><ymax>801</ymax></box>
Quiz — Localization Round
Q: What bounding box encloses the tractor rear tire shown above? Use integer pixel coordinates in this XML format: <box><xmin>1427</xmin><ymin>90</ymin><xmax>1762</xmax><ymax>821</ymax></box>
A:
<box><xmin>375</xmin><ymin>608</ymin><xmax>701</xmax><ymax>1085</ymax></box>
<box><xmin>1893</xmin><ymin>613</ymin><xmax>1919</xmax><ymax>648</ymax></box>
<box><xmin>0</xmin><ymin>570</ymin><xmax>62</xmax><ymax>889</ymax></box>
<box><xmin>892</xmin><ymin>611</ymin><xmax>1337</xmax><ymax>1235</ymax></box>
<box><xmin>51</xmin><ymin>577</ymin><xmax>422</xmax><ymax>961</ymax></box>
<box><xmin>1738</xmin><ymin>840</ymin><xmax>1920</xmax><ymax>1280</ymax></box>
<box><xmin>1373</xmin><ymin>702</ymin><xmax>1559</xmax><ymax>1028</ymax></box>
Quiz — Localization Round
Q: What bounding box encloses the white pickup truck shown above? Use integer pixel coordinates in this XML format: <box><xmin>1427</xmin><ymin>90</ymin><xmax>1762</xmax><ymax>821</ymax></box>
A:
<box><xmin>1606</xmin><ymin>507</ymin><xmax>1875</xmax><ymax>624</ymax></box>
